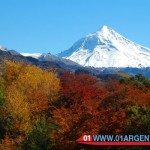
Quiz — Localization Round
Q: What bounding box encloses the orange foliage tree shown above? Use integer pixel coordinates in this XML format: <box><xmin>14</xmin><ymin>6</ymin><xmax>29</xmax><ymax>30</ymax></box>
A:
<box><xmin>51</xmin><ymin>72</ymin><xmax>107</xmax><ymax>149</ymax></box>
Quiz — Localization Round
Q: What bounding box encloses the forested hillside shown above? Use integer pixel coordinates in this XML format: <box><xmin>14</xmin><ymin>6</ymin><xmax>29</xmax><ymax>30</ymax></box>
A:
<box><xmin>0</xmin><ymin>61</ymin><xmax>149</xmax><ymax>150</ymax></box>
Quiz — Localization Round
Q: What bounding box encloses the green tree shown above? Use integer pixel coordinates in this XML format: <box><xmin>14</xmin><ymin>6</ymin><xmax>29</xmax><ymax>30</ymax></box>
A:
<box><xmin>120</xmin><ymin>74</ymin><xmax>150</xmax><ymax>88</ymax></box>
<box><xmin>126</xmin><ymin>105</ymin><xmax>150</xmax><ymax>134</ymax></box>
<box><xmin>22</xmin><ymin>117</ymin><xmax>53</xmax><ymax>150</ymax></box>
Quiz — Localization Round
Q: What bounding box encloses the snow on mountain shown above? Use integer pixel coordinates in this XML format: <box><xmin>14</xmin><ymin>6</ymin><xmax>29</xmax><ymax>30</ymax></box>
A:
<box><xmin>21</xmin><ymin>52</ymin><xmax>81</xmax><ymax>68</ymax></box>
<box><xmin>21</xmin><ymin>53</ymin><xmax>42</xmax><ymax>59</ymax></box>
<box><xmin>0</xmin><ymin>45</ymin><xmax>7</xmax><ymax>51</ymax></box>
<box><xmin>38</xmin><ymin>53</ymin><xmax>82</xmax><ymax>67</ymax></box>
<box><xmin>58</xmin><ymin>26</ymin><xmax>150</xmax><ymax>68</ymax></box>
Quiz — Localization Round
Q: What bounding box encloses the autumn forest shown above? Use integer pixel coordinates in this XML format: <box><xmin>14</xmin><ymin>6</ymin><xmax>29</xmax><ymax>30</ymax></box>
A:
<box><xmin>0</xmin><ymin>61</ymin><xmax>150</xmax><ymax>150</ymax></box>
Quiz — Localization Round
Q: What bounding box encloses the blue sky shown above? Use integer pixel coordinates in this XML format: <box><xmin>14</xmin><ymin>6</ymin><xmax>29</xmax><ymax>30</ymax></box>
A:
<box><xmin>0</xmin><ymin>0</ymin><xmax>150</xmax><ymax>54</ymax></box>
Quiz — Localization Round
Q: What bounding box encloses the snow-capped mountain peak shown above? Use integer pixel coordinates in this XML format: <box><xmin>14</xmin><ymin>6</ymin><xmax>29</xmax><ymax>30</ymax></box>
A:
<box><xmin>58</xmin><ymin>26</ymin><xmax>150</xmax><ymax>68</ymax></box>
<box><xmin>97</xmin><ymin>25</ymin><xmax>111</xmax><ymax>34</ymax></box>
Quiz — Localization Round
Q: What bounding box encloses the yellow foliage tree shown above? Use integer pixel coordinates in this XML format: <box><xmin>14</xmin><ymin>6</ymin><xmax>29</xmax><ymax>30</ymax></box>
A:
<box><xmin>3</xmin><ymin>61</ymin><xmax>60</xmax><ymax>136</ymax></box>
<box><xmin>5</xmin><ymin>85</ymin><xmax>31</xmax><ymax>134</ymax></box>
